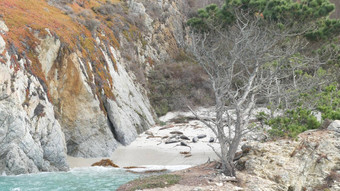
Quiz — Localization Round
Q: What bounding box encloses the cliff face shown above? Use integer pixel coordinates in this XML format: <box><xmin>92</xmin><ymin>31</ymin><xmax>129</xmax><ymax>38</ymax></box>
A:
<box><xmin>0</xmin><ymin>0</ymin><xmax>189</xmax><ymax>175</ymax></box>
<box><xmin>0</xmin><ymin>23</ymin><xmax>68</xmax><ymax>174</ymax></box>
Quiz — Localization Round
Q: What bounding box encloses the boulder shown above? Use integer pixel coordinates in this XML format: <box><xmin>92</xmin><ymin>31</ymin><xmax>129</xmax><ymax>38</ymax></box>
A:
<box><xmin>328</xmin><ymin>120</ymin><xmax>340</xmax><ymax>133</ymax></box>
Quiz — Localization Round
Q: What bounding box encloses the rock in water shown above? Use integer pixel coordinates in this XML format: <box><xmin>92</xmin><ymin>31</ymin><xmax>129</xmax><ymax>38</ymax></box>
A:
<box><xmin>91</xmin><ymin>159</ymin><xmax>119</xmax><ymax>167</ymax></box>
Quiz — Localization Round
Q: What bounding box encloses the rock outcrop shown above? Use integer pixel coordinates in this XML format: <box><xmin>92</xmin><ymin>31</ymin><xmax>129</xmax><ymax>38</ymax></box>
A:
<box><xmin>238</xmin><ymin>129</ymin><xmax>340</xmax><ymax>191</ymax></box>
<box><xmin>0</xmin><ymin>30</ymin><xmax>68</xmax><ymax>174</ymax></box>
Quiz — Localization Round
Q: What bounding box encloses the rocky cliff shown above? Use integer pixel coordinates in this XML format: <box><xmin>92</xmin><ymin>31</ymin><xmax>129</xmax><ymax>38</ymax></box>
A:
<box><xmin>0</xmin><ymin>0</ymin><xmax>190</xmax><ymax>175</ymax></box>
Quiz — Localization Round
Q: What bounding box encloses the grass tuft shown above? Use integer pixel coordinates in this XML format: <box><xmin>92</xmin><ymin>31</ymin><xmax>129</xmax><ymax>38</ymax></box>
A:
<box><xmin>126</xmin><ymin>174</ymin><xmax>181</xmax><ymax>191</ymax></box>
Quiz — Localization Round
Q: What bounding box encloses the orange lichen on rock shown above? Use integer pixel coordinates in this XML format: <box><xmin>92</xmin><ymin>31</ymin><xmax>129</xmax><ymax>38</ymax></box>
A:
<box><xmin>0</xmin><ymin>0</ymin><xmax>128</xmax><ymax>116</ymax></box>
<box><xmin>0</xmin><ymin>0</ymin><xmax>86</xmax><ymax>51</ymax></box>
<box><xmin>91</xmin><ymin>159</ymin><xmax>119</xmax><ymax>167</ymax></box>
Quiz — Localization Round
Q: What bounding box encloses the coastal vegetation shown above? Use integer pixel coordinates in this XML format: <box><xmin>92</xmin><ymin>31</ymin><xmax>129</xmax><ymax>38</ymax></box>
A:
<box><xmin>118</xmin><ymin>174</ymin><xmax>181</xmax><ymax>191</ymax></box>
<box><xmin>187</xmin><ymin>0</ymin><xmax>340</xmax><ymax>176</ymax></box>
<box><xmin>1</xmin><ymin>0</ymin><xmax>340</xmax><ymax>190</ymax></box>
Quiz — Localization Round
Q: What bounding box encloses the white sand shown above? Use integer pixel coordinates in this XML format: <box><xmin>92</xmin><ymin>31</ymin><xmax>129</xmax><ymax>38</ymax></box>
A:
<box><xmin>67</xmin><ymin>108</ymin><xmax>268</xmax><ymax>169</ymax></box>
<box><xmin>67</xmin><ymin>115</ymin><xmax>219</xmax><ymax>168</ymax></box>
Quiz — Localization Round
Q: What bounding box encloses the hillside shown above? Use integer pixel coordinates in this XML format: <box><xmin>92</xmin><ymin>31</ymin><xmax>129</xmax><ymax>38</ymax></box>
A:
<box><xmin>0</xmin><ymin>0</ymin><xmax>195</xmax><ymax>174</ymax></box>
<box><xmin>0</xmin><ymin>0</ymin><xmax>340</xmax><ymax>177</ymax></box>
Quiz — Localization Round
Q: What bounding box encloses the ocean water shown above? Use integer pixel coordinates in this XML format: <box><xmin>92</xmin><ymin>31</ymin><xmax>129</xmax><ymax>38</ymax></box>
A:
<box><xmin>0</xmin><ymin>167</ymin><xmax>139</xmax><ymax>191</ymax></box>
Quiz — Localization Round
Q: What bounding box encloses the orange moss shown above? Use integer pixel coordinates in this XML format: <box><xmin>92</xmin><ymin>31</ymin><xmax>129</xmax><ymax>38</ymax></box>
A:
<box><xmin>10</xmin><ymin>54</ymin><xmax>20</xmax><ymax>72</ymax></box>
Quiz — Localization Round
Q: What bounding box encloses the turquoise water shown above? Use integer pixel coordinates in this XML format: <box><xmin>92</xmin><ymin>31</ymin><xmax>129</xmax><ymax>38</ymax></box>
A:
<box><xmin>0</xmin><ymin>167</ymin><xmax>139</xmax><ymax>191</ymax></box>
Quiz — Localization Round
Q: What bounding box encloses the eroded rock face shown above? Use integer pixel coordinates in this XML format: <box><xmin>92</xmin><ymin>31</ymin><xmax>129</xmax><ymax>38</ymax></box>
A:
<box><xmin>238</xmin><ymin>130</ymin><xmax>340</xmax><ymax>191</ymax></box>
<box><xmin>0</xmin><ymin>32</ymin><xmax>68</xmax><ymax>175</ymax></box>
<box><xmin>45</xmin><ymin>50</ymin><xmax>119</xmax><ymax>157</ymax></box>
<box><xmin>104</xmin><ymin>47</ymin><xmax>154</xmax><ymax>145</ymax></box>
<box><xmin>0</xmin><ymin>0</ymin><xmax>188</xmax><ymax>174</ymax></box>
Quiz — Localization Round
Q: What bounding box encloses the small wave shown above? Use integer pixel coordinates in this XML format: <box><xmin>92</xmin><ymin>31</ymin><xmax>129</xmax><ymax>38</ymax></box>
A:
<box><xmin>70</xmin><ymin>166</ymin><xmax>122</xmax><ymax>172</ymax></box>
<box><xmin>126</xmin><ymin>165</ymin><xmax>191</xmax><ymax>173</ymax></box>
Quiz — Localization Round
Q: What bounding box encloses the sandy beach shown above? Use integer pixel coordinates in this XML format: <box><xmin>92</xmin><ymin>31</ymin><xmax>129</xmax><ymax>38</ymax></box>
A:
<box><xmin>67</xmin><ymin>108</ymin><xmax>268</xmax><ymax>169</ymax></box>
<box><xmin>67</xmin><ymin>110</ymin><xmax>220</xmax><ymax>169</ymax></box>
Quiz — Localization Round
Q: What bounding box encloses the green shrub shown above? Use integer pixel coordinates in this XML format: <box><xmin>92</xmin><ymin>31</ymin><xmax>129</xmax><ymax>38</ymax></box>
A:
<box><xmin>266</xmin><ymin>108</ymin><xmax>320</xmax><ymax>138</ymax></box>
<box><xmin>316</xmin><ymin>84</ymin><xmax>340</xmax><ymax>120</ymax></box>
<box><xmin>266</xmin><ymin>84</ymin><xmax>339</xmax><ymax>138</ymax></box>
<box><xmin>255</xmin><ymin>111</ymin><xmax>269</xmax><ymax>128</ymax></box>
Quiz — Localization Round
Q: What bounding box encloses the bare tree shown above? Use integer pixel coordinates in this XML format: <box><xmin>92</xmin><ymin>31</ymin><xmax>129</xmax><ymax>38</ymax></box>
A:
<box><xmin>187</xmin><ymin>7</ymin><xmax>327</xmax><ymax>176</ymax></box>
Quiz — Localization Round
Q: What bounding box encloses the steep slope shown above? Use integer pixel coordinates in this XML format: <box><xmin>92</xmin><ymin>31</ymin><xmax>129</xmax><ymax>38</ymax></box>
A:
<box><xmin>0</xmin><ymin>23</ymin><xmax>68</xmax><ymax>174</ymax></box>
<box><xmin>0</xmin><ymin>0</ymin><xmax>192</xmax><ymax>174</ymax></box>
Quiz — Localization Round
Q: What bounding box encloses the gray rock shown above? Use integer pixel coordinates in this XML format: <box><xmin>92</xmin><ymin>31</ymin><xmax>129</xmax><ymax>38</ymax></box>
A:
<box><xmin>170</xmin><ymin>131</ymin><xmax>183</xmax><ymax>135</ymax></box>
<box><xmin>328</xmin><ymin>120</ymin><xmax>340</xmax><ymax>133</ymax></box>
<box><xmin>165</xmin><ymin>139</ymin><xmax>180</xmax><ymax>144</ymax></box>
<box><xmin>180</xmin><ymin>135</ymin><xmax>190</xmax><ymax>140</ymax></box>
<box><xmin>103</xmin><ymin>47</ymin><xmax>155</xmax><ymax>146</ymax></box>
<box><xmin>197</xmin><ymin>134</ymin><xmax>207</xmax><ymax>139</ymax></box>
<box><xmin>5</xmin><ymin>144</ymin><xmax>39</xmax><ymax>174</ymax></box>
<box><xmin>0</xmin><ymin>20</ymin><xmax>8</xmax><ymax>33</ymax></box>
<box><xmin>170</xmin><ymin>135</ymin><xmax>179</xmax><ymax>139</ymax></box>
<box><xmin>0</xmin><ymin>94</ymin><xmax>68</xmax><ymax>175</ymax></box>
<box><xmin>238</xmin><ymin>130</ymin><xmax>340</xmax><ymax>191</ymax></box>
<box><xmin>209</xmin><ymin>137</ymin><xmax>215</xmax><ymax>143</ymax></box>
<box><xmin>0</xmin><ymin>35</ymin><xmax>5</xmax><ymax>53</ymax></box>
<box><xmin>192</xmin><ymin>137</ymin><xmax>199</xmax><ymax>143</ymax></box>
<box><xmin>180</xmin><ymin>141</ymin><xmax>189</xmax><ymax>147</ymax></box>
<box><xmin>0</xmin><ymin>42</ymin><xmax>68</xmax><ymax>175</ymax></box>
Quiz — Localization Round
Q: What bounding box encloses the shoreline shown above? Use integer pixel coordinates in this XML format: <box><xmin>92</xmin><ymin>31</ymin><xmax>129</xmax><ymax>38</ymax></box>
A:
<box><xmin>67</xmin><ymin>115</ymin><xmax>219</xmax><ymax>169</ymax></box>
